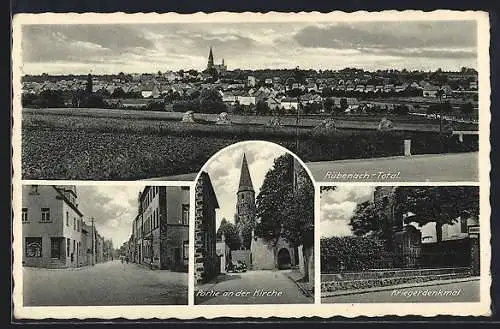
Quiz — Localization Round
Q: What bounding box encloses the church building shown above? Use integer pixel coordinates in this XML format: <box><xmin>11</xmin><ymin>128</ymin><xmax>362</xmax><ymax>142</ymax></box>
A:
<box><xmin>206</xmin><ymin>47</ymin><xmax>227</xmax><ymax>75</ymax></box>
<box><xmin>231</xmin><ymin>153</ymin><xmax>301</xmax><ymax>271</ymax></box>
<box><xmin>234</xmin><ymin>154</ymin><xmax>256</xmax><ymax>249</ymax></box>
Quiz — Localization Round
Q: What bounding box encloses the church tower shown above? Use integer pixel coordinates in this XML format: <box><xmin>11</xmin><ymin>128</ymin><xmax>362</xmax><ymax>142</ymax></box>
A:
<box><xmin>235</xmin><ymin>153</ymin><xmax>256</xmax><ymax>249</ymax></box>
<box><xmin>207</xmin><ymin>47</ymin><xmax>214</xmax><ymax>70</ymax></box>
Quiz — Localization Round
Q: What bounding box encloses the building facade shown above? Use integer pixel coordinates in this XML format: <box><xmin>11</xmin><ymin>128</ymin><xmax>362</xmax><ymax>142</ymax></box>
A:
<box><xmin>133</xmin><ymin>186</ymin><xmax>190</xmax><ymax>271</ymax></box>
<box><xmin>194</xmin><ymin>172</ymin><xmax>220</xmax><ymax>284</ymax></box>
<box><xmin>22</xmin><ymin>185</ymin><xmax>85</xmax><ymax>268</ymax></box>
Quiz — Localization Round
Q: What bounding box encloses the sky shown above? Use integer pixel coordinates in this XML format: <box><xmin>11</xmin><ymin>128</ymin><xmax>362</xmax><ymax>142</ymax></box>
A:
<box><xmin>20</xmin><ymin>20</ymin><xmax>477</xmax><ymax>75</ymax></box>
<box><xmin>202</xmin><ymin>142</ymin><xmax>291</xmax><ymax>231</ymax></box>
<box><xmin>320</xmin><ymin>186</ymin><xmax>376</xmax><ymax>238</ymax></box>
<box><xmin>76</xmin><ymin>185</ymin><xmax>144</xmax><ymax>248</ymax></box>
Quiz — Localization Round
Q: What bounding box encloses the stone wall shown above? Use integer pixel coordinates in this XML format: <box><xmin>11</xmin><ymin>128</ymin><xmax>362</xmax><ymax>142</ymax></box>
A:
<box><xmin>194</xmin><ymin>172</ymin><xmax>219</xmax><ymax>284</ymax></box>
<box><xmin>250</xmin><ymin>238</ymin><xmax>275</xmax><ymax>270</ymax></box>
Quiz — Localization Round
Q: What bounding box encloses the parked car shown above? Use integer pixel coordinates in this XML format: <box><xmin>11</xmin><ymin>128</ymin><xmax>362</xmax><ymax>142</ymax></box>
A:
<box><xmin>227</xmin><ymin>260</ymin><xmax>247</xmax><ymax>273</ymax></box>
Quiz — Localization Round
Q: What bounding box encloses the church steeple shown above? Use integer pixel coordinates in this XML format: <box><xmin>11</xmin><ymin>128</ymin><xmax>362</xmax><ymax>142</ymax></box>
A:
<box><xmin>238</xmin><ymin>153</ymin><xmax>254</xmax><ymax>193</ymax></box>
<box><xmin>207</xmin><ymin>47</ymin><xmax>214</xmax><ymax>70</ymax></box>
<box><xmin>235</xmin><ymin>153</ymin><xmax>256</xmax><ymax>250</ymax></box>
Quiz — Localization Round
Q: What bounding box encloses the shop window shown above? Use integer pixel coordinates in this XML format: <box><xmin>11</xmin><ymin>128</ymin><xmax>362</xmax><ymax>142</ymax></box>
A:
<box><xmin>25</xmin><ymin>237</ymin><xmax>42</xmax><ymax>257</ymax></box>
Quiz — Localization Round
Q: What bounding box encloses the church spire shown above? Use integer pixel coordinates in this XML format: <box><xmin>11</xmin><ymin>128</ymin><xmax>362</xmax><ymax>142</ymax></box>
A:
<box><xmin>207</xmin><ymin>46</ymin><xmax>214</xmax><ymax>70</ymax></box>
<box><xmin>238</xmin><ymin>153</ymin><xmax>254</xmax><ymax>193</ymax></box>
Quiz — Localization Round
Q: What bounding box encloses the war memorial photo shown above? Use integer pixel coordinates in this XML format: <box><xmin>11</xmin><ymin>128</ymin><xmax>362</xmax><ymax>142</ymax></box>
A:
<box><xmin>193</xmin><ymin>142</ymin><xmax>314</xmax><ymax>304</ymax></box>
<box><xmin>19</xmin><ymin>19</ymin><xmax>479</xmax><ymax>183</ymax></box>
<box><xmin>20</xmin><ymin>184</ymin><xmax>190</xmax><ymax>306</ymax></box>
<box><xmin>320</xmin><ymin>185</ymin><xmax>481</xmax><ymax>303</ymax></box>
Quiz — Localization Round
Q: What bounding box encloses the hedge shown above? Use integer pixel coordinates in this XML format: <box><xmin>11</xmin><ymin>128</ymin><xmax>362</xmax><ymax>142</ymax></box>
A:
<box><xmin>320</xmin><ymin>236</ymin><xmax>390</xmax><ymax>273</ymax></box>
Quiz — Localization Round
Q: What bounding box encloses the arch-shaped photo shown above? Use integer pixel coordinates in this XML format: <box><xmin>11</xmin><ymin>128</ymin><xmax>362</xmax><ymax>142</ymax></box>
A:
<box><xmin>193</xmin><ymin>141</ymin><xmax>315</xmax><ymax>305</ymax></box>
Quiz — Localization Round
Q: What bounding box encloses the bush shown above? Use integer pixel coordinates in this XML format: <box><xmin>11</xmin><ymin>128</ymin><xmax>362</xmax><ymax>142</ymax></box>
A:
<box><xmin>320</xmin><ymin>236</ymin><xmax>388</xmax><ymax>273</ymax></box>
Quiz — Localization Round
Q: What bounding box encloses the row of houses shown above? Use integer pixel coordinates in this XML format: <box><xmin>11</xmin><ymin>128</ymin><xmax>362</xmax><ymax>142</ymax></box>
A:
<box><xmin>22</xmin><ymin>70</ymin><xmax>478</xmax><ymax>100</ymax></box>
<box><xmin>123</xmin><ymin>186</ymin><xmax>190</xmax><ymax>272</ymax></box>
<box><xmin>22</xmin><ymin>185</ymin><xmax>113</xmax><ymax>269</ymax></box>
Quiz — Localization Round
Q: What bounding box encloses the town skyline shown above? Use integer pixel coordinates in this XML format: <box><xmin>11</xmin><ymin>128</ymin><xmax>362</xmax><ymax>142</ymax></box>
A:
<box><xmin>21</xmin><ymin>21</ymin><xmax>477</xmax><ymax>75</ymax></box>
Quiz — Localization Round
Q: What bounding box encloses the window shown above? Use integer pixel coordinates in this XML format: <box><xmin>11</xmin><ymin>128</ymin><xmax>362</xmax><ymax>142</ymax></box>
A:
<box><xmin>183</xmin><ymin>241</ymin><xmax>189</xmax><ymax>260</ymax></box>
<box><xmin>182</xmin><ymin>204</ymin><xmax>189</xmax><ymax>225</ymax></box>
<box><xmin>66</xmin><ymin>212</ymin><xmax>69</xmax><ymax>226</ymax></box>
<box><xmin>67</xmin><ymin>238</ymin><xmax>70</xmax><ymax>256</ymax></box>
<box><xmin>73</xmin><ymin>218</ymin><xmax>76</xmax><ymax>230</ymax></box>
<box><xmin>73</xmin><ymin>240</ymin><xmax>76</xmax><ymax>253</ymax></box>
<box><xmin>41</xmin><ymin>208</ymin><xmax>50</xmax><ymax>222</ymax></box>
<box><xmin>22</xmin><ymin>208</ymin><xmax>28</xmax><ymax>222</ymax></box>
<box><xmin>25</xmin><ymin>237</ymin><xmax>42</xmax><ymax>257</ymax></box>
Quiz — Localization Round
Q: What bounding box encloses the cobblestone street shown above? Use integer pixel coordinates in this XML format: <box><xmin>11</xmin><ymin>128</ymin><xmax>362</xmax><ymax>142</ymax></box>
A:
<box><xmin>23</xmin><ymin>260</ymin><xmax>188</xmax><ymax>306</ymax></box>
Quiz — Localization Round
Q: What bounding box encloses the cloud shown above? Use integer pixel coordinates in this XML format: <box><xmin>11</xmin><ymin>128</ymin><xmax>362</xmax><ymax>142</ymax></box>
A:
<box><xmin>320</xmin><ymin>186</ymin><xmax>375</xmax><ymax>238</ymax></box>
<box><xmin>20</xmin><ymin>21</ymin><xmax>478</xmax><ymax>74</ymax></box>
<box><xmin>202</xmin><ymin>142</ymin><xmax>307</xmax><ymax>230</ymax></box>
<box><xmin>294</xmin><ymin>21</ymin><xmax>477</xmax><ymax>51</ymax></box>
<box><xmin>76</xmin><ymin>185</ymin><xmax>143</xmax><ymax>247</ymax></box>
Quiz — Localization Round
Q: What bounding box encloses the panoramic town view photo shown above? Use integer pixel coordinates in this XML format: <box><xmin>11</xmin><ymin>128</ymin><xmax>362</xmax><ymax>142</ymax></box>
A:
<box><xmin>20</xmin><ymin>19</ymin><xmax>479</xmax><ymax>182</ymax></box>
<box><xmin>319</xmin><ymin>185</ymin><xmax>480</xmax><ymax>303</ymax></box>
<box><xmin>193</xmin><ymin>142</ymin><xmax>314</xmax><ymax>305</ymax></box>
<box><xmin>21</xmin><ymin>184</ymin><xmax>189</xmax><ymax>306</ymax></box>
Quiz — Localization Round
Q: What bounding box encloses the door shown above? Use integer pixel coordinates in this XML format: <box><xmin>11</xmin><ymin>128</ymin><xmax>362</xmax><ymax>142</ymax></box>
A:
<box><xmin>277</xmin><ymin>248</ymin><xmax>291</xmax><ymax>270</ymax></box>
<box><xmin>51</xmin><ymin>237</ymin><xmax>62</xmax><ymax>259</ymax></box>
<box><xmin>174</xmin><ymin>248</ymin><xmax>181</xmax><ymax>269</ymax></box>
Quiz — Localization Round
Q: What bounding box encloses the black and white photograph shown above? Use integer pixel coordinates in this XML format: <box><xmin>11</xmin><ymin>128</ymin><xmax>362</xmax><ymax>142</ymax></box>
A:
<box><xmin>320</xmin><ymin>185</ymin><xmax>481</xmax><ymax>303</ymax></box>
<box><xmin>21</xmin><ymin>184</ymin><xmax>189</xmax><ymax>306</ymax></box>
<box><xmin>18</xmin><ymin>17</ymin><xmax>481</xmax><ymax>183</ymax></box>
<box><xmin>12</xmin><ymin>11</ymin><xmax>491</xmax><ymax>319</ymax></box>
<box><xmin>193</xmin><ymin>141</ymin><xmax>314</xmax><ymax>305</ymax></box>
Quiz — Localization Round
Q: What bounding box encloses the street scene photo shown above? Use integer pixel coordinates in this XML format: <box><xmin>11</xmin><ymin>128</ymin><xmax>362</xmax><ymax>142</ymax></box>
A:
<box><xmin>194</xmin><ymin>141</ymin><xmax>314</xmax><ymax>305</ymax></box>
<box><xmin>19</xmin><ymin>17</ymin><xmax>479</xmax><ymax>182</ymax></box>
<box><xmin>21</xmin><ymin>184</ymin><xmax>189</xmax><ymax>306</ymax></box>
<box><xmin>320</xmin><ymin>185</ymin><xmax>480</xmax><ymax>303</ymax></box>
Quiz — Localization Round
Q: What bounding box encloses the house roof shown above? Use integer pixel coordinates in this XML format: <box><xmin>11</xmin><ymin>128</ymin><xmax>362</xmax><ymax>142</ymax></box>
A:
<box><xmin>52</xmin><ymin>186</ymin><xmax>84</xmax><ymax>217</ymax></box>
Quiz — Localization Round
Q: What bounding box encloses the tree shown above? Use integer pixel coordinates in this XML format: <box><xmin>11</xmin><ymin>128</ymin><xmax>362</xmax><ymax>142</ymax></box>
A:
<box><xmin>460</xmin><ymin>102</ymin><xmax>474</xmax><ymax>119</ymax></box>
<box><xmin>86</xmin><ymin>73</ymin><xmax>93</xmax><ymax>94</ymax></box>
<box><xmin>111</xmin><ymin>87</ymin><xmax>126</xmax><ymax>99</ymax></box>
<box><xmin>255</xmin><ymin>100</ymin><xmax>270</xmax><ymax>115</ymax></box>
<box><xmin>216</xmin><ymin>218</ymin><xmax>241</xmax><ymax>250</ymax></box>
<box><xmin>198</xmin><ymin>88</ymin><xmax>226</xmax><ymax>114</ymax></box>
<box><xmin>396</xmin><ymin>186</ymin><xmax>480</xmax><ymax>242</ymax></box>
<box><xmin>255</xmin><ymin>154</ymin><xmax>314</xmax><ymax>281</ymax></box>
<box><xmin>442</xmin><ymin>100</ymin><xmax>453</xmax><ymax>115</ymax></box>
<box><xmin>36</xmin><ymin>90</ymin><xmax>66</xmax><ymax>108</ymax></box>
<box><xmin>349</xmin><ymin>201</ymin><xmax>384</xmax><ymax>238</ymax></box>
<box><xmin>394</xmin><ymin>104</ymin><xmax>409</xmax><ymax>116</ymax></box>
<box><xmin>340</xmin><ymin>98</ymin><xmax>348</xmax><ymax>111</ymax></box>
<box><xmin>323</xmin><ymin>97</ymin><xmax>335</xmax><ymax>113</ymax></box>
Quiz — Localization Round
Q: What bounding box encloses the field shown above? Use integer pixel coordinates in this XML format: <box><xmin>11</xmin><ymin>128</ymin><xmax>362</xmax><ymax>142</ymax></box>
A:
<box><xmin>22</xmin><ymin>108</ymin><xmax>479</xmax><ymax>131</ymax></box>
<box><xmin>21</xmin><ymin>109</ymin><xmax>478</xmax><ymax>180</ymax></box>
